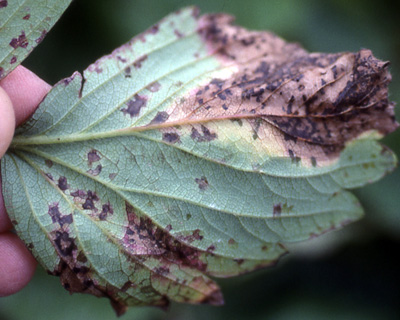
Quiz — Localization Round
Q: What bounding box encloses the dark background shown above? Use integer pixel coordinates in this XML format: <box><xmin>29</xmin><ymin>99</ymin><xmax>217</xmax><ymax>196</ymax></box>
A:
<box><xmin>1</xmin><ymin>0</ymin><xmax>399</xmax><ymax>319</ymax></box>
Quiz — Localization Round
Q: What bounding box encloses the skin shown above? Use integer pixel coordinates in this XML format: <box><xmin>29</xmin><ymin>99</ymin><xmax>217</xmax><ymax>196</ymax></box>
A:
<box><xmin>0</xmin><ymin>66</ymin><xmax>51</xmax><ymax>297</ymax></box>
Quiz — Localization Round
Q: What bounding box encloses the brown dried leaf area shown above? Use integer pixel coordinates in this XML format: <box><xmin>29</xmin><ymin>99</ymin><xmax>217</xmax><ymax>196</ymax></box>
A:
<box><xmin>159</xmin><ymin>13</ymin><xmax>397</xmax><ymax>166</ymax></box>
<box><xmin>45</xmin><ymin>184</ymin><xmax>223</xmax><ymax>315</ymax></box>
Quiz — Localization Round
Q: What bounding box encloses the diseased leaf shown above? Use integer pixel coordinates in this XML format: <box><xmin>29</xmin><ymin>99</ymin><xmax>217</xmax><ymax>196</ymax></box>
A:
<box><xmin>1</xmin><ymin>7</ymin><xmax>398</xmax><ymax>315</ymax></box>
<box><xmin>0</xmin><ymin>0</ymin><xmax>72</xmax><ymax>79</ymax></box>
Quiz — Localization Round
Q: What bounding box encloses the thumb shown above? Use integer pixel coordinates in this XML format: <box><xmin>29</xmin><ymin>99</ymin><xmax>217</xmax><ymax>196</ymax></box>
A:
<box><xmin>0</xmin><ymin>87</ymin><xmax>15</xmax><ymax>159</ymax></box>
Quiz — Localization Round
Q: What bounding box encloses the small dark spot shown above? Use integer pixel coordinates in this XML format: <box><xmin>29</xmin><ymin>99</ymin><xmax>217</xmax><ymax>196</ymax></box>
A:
<box><xmin>228</xmin><ymin>238</ymin><xmax>236</xmax><ymax>245</ymax></box>
<box><xmin>298</xmin><ymin>84</ymin><xmax>305</xmax><ymax>91</ymax></box>
<box><xmin>197</xmin><ymin>98</ymin><xmax>204</xmax><ymax>105</ymax></box>
<box><xmin>222</xmin><ymin>104</ymin><xmax>228</xmax><ymax>110</ymax></box>
<box><xmin>87</xmin><ymin>149</ymin><xmax>101</xmax><ymax>166</ymax></box>
<box><xmin>150</xmin><ymin>111</ymin><xmax>169</xmax><ymax>124</ymax></box>
<box><xmin>11</xmin><ymin>219</ymin><xmax>18</xmax><ymax>225</ymax></box>
<box><xmin>235</xmin><ymin>259</ymin><xmax>244</xmax><ymax>265</ymax></box>
<box><xmin>217</xmin><ymin>92</ymin><xmax>226</xmax><ymax>100</ymax></box>
<box><xmin>191</xmin><ymin>125</ymin><xmax>217</xmax><ymax>142</ymax></box>
<box><xmin>207</xmin><ymin>245</ymin><xmax>216</xmax><ymax>252</ymax></box>
<box><xmin>87</xmin><ymin>164</ymin><xmax>102</xmax><ymax>176</ymax></box>
<box><xmin>162</xmin><ymin>132</ymin><xmax>180</xmax><ymax>144</ymax></box>
<box><xmin>321</xmin><ymin>78</ymin><xmax>327</xmax><ymax>86</ymax></box>
<box><xmin>0</xmin><ymin>0</ymin><xmax>8</xmax><ymax>8</ymax></box>
<box><xmin>195</xmin><ymin>176</ymin><xmax>209</xmax><ymax>190</ymax></box>
<box><xmin>77</xmin><ymin>251</ymin><xmax>88</xmax><ymax>263</ymax></box>
<box><xmin>311</xmin><ymin>157</ymin><xmax>317</xmax><ymax>167</ymax></box>
<box><xmin>57</xmin><ymin>176</ymin><xmax>69</xmax><ymax>191</ymax></box>
<box><xmin>45</xmin><ymin>173</ymin><xmax>54</xmax><ymax>180</ymax></box>
<box><xmin>109</xmin><ymin>173</ymin><xmax>117</xmax><ymax>180</ymax></box>
<box><xmin>146</xmin><ymin>81</ymin><xmax>161</xmax><ymax>92</ymax></box>
<box><xmin>27</xmin><ymin>243</ymin><xmax>34</xmax><ymax>249</ymax></box>
<box><xmin>45</xmin><ymin>159</ymin><xmax>53</xmax><ymax>168</ymax></box>
<box><xmin>133</xmin><ymin>55</ymin><xmax>148</xmax><ymax>68</ymax></box>
<box><xmin>9</xmin><ymin>31</ymin><xmax>28</xmax><ymax>48</ymax></box>
<box><xmin>35</xmin><ymin>30</ymin><xmax>47</xmax><ymax>44</ymax></box>
<box><xmin>124</xmin><ymin>66</ymin><xmax>131</xmax><ymax>78</ymax></box>
<box><xmin>121</xmin><ymin>94</ymin><xmax>147</xmax><ymax>118</ymax></box>
<box><xmin>273</xmin><ymin>204</ymin><xmax>282</xmax><ymax>217</ymax></box>
<box><xmin>121</xmin><ymin>281</ymin><xmax>134</xmax><ymax>292</ymax></box>
<box><xmin>288</xmin><ymin>149</ymin><xmax>301</xmax><ymax>164</ymax></box>
<box><xmin>165</xmin><ymin>224</ymin><xmax>172</xmax><ymax>232</ymax></box>
<box><xmin>331</xmin><ymin>65</ymin><xmax>338</xmax><ymax>79</ymax></box>
<box><xmin>99</xmin><ymin>203</ymin><xmax>113</xmax><ymax>221</ymax></box>
<box><xmin>82</xmin><ymin>191</ymin><xmax>99</xmax><ymax>210</ymax></box>
<box><xmin>186</xmin><ymin>213</ymin><xmax>192</xmax><ymax>220</ymax></box>
<box><xmin>192</xmin><ymin>229</ymin><xmax>203</xmax><ymax>240</ymax></box>
<box><xmin>149</xmin><ymin>24</ymin><xmax>159</xmax><ymax>34</ymax></box>
<box><xmin>262</xmin><ymin>245</ymin><xmax>268</xmax><ymax>251</ymax></box>
<box><xmin>10</xmin><ymin>56</ymin><xmax>17</xmax><ymax>64</ymax></box>
<box><xmin>117</xmin><ymin>55</ymin><xmax>127</xmax><ymax>63</ymax></box>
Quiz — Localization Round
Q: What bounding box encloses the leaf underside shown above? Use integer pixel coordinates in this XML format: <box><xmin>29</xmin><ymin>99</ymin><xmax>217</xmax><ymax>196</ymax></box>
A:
<box><xmin>1</xmin><ymin>7</ymin><xmax>398</xmax><ymax>315</ymax></box>
<box><xmin>0</xmin><ymin>0</ymin><xmax>72</xmax><ymax>80</ymax></box>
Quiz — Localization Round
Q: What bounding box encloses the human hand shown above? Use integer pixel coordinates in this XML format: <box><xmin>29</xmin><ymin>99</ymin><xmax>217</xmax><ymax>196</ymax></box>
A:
<box><xmin>0</xmin><ymin>66</ymin><xmax>51</xmax><ymax>296</ymax></box>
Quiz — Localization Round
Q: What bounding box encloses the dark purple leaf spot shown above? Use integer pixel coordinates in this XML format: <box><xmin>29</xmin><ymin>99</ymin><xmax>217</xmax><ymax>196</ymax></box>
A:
<box><xmin>133</xmin><ymin>55</ymin><xmax>148</xmax><ymax>68</ymax></box>
<box><xmin>99</xmin><ymin>203</ymin><xmax>113</xmax><ymax>221</ymax></box>
<box><xmin>162</xmin><ymin>132</ymin><xmax>180</xmax><ymax>144</ymax></box>
<box><xmin>273</xmin><ymin>204</ymin><xmax>282</xmax><ymax>217</ymax></box>
<box><xmin>165</xmin><ymin>224</ymin><xmax>172</xmax><ymax>231</ymax></box>
<box><xmin>87</xmin><ymin>149</ymin><xmax>101</xmax><ymax>166</ymax></box>
<box><xmin>121</xmin><ymin>94</ymin><xmax>147</xmax><ymax>118</ymax></box>
<box><xmin>53</xmin><ymin>231</ymin><xmax>77</xmax><ymax>256</ymax></box>
<box><xmin>191</xmin><ymin>125</ymin><xmax>217</xmax><ymax>142</ymax></box>
<box><xmin>48</xmin><ymin>203</ymin><xmax>73</xmax><ymax>227</ymax></box>
<box><xmin>22</xmin><ymin>14</ymin><xmax>30</xmax><ymax>20</ymax></box>
<box><xmin>82</xmin><ymin>191</ymin><xmax>99</xmax><ymax>210</ymax></box>
<box><xmin>70</xmin><ymin>189</ymin><xmax>87</xmax><ymax>199</ymax></box>
<box><xmin>57</xmin><ymin>176</ymin><xmax>69</xmax><ymax>191</ymax></box>
<box><xmin>150</xmin><ymin>111</ymin><xmax>169</xmax><ymax>124</ymax></box>
<box><xmin>195</xmin><ymin>176</ymin><xmax>209</xmax><ymax>190</ymax></box>
<box><xmin>0</xmin><ymin>0</ymin><xmax>7</xmax><ymax>8</ymax></box>
<box><xmin>9</xmin><ymin>31</ymin><xmax>28</xmax><ymax>48</ymax></box>
<box><xmin>35</xmin><ymin>29</ymin><xmax>47</xmax><ymax>44</ymax></box>
<box><xmin>10</xmin><ymin>56</ymin><xmax>17</xmax><ymax>64</ymax></box>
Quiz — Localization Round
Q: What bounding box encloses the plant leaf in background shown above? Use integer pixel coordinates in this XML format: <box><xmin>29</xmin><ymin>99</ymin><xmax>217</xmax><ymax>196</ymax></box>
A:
<box><xmin>1</xmin><ymin>6</ymin><xmax>397</xmax><ymax>315</ymax></box>
<box><xmin>0</xmin><ymin>0</ymin><xmax>72</xmax><ymax>79</ymax></box>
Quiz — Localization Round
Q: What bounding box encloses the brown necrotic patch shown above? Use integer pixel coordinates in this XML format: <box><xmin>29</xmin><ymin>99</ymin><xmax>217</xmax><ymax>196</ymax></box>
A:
<box><xmin>122</xmin><ymin>203</ymin><xmax>210</xmax><ymax>273</ymax></box>
<box><xmin>87</xmin><ymin>164</ymin><xmax>102</xmax><ymax>176</ymax></box>
<box><xmin>182</xmin><ymin>14</ymin><xmax>398</xmax><ymax>163</ymax></box>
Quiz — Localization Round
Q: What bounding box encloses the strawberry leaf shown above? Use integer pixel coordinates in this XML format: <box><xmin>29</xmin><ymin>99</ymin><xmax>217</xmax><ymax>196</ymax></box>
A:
<box><xmin>1</xmin><ymin>7</ymin><xmax>397</xmax><ymax>315</ymax></box>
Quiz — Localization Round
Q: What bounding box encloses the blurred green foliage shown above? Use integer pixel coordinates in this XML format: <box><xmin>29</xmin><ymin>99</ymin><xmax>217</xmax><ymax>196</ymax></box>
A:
<box><xmin>1</xmin><ymin>0</ymin><xmax>399</xmax><ymax>319</ymax></box>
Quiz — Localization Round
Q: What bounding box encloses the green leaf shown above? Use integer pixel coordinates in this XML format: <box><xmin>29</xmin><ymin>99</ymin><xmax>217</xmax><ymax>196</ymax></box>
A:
<box><xmin>1</xmin><ymin>7</ymin><xmax>397</xmax><ymax>315</ymax></box>
<box><xmin>0</xmin><ymin>0</ymin><xmax>72</xmax><ymax>79</ymax></box>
